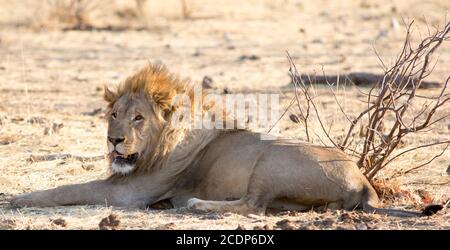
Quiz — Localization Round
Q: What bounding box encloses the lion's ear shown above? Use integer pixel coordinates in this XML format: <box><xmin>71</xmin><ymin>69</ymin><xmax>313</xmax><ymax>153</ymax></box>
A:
<box><xmin>156</xmin><ymin>99</ymin><xmax>174</xmax><ymax>121</ymax></box>
<box><xmin>162</xmin><ymin>105</ymin><xmax>177</xmax><ymax>121</ymax></box>
<box><xmin>104</xmin><ymin>86</ymin><xmax>117</xmax><ymax>103</ymax></box>
<box><xmin>152</xmin><ymin>89</ymin><xmax>176</xmax><ymax>120</ymax></box>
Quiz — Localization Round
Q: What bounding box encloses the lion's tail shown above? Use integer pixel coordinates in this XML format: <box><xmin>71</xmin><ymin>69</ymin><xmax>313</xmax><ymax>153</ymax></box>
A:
<box><xmin>361</xmin><ymin>184</ymin><xmax>423</xmax><ymax>218</ymax></box>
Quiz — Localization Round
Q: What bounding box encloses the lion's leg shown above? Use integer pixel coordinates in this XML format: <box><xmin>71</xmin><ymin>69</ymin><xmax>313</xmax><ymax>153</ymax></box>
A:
<box><xmin>10</xmin><ymin>180</ymin><xmax>147</xmax><ymax>208</ymax></box>
<box><xmin>186</xmin><ymin>197</ymin><xmax>265</xmax><ymax>215</ymax></box>
<box><xmin>170</xmin><ymin>195</ymin><xmax>196</xmax><ymax>208</ymax></box>
<box><xmin>186</xmin><ymin>153</ymin><xmax>282</xmax><ymax>215</ymax></box>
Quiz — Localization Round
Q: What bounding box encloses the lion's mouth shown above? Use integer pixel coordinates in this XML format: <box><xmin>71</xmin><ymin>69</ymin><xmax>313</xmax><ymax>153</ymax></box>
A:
<box><xmin>112</xmin><ymin>151</ymin><xmax>139</xmax><ymax>165</ymax></box>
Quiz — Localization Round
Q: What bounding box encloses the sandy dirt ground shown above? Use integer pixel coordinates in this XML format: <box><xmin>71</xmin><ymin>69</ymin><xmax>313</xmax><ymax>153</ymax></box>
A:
<box><xmin>0</xmin><ymin>0</ymin><xmax>449</xmax><ymax>229</ymax></box>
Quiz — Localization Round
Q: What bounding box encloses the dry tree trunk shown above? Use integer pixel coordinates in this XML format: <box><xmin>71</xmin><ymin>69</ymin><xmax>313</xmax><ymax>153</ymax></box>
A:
<box><xmin>287</xmin><ymin>21</ymin><xmax>450</xmax><ymax>181</ymax></box>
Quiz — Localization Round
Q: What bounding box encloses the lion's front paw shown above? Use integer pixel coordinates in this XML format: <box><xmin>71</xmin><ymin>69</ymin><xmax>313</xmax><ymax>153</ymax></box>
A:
<box><xmin>10</xmin><ymin>194</ymin><xmax>32</xmax><ymax>208</ymax></box>
<box><xmin>9</xmin><ymin>192</ymin><xmax>53</xmax><ymax>208</ymax></box>
<box><xmin>186</xmin><ymin>198</ymin><xmax>209</xmax><ymax>212</ymax></box>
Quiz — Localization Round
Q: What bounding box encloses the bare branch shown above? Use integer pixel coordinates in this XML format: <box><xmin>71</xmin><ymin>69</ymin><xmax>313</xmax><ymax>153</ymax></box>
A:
<box><xmin>286</xmin><ymin>21</ymin><xmax>450</xmax><ymax>181</ymax></box>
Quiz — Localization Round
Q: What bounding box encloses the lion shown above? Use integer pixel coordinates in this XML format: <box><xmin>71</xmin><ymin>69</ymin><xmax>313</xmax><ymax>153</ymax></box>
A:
<box><xmin>10</xmin><ymin>64</ymin><xmax>426</xmax><ymax>217</ymax></box>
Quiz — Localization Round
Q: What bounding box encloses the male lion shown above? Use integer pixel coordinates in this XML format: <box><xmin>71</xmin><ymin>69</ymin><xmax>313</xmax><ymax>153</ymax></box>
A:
<box><xmin>10</xmin><ymin>64</ymin><xmax>424</xmax><ymax>217</ymax></box>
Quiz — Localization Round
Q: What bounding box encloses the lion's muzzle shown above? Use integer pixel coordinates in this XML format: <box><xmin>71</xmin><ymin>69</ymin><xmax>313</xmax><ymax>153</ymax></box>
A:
<box><xmin>112</xmin><ymin>151</ymin><xmax>139</xmax><ymax>165</ymax></box>
<box><xmin>107</xmin><ymin>135</ymin><xmax>140</xmax><ymax>174</ymax></box>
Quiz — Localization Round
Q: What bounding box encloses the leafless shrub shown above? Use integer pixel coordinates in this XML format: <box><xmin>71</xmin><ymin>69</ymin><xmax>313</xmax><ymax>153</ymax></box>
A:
<box><xmin>133</xmin><ymin>0</ymin><xmax>149</xmax><ymax>25</ymax></box>
<box><xmin>180</xmin><ymin>0</ymin><xmax>193</xmax><ymax>19</ymax></box>
<box><xmin>287</xmin><ymin>21</ymin><xmax>450</xmax><ymax>181</ymax></box>
<box><xmin>125</xmin><ymin>0</ymin><xmax>194</xmax><ymax>30</ymax></box>
<box><xmin>133</xmin><ymin>0</ymin><xmax>194</xmax><ymax>22</ymax></box>
<box><xmin>134</xmin><ymin>0</ymin><xmax>147</xmax><ymax>17</ymax></box>
<box><xmin>37</xmin><ymin>0</ymin><xmax>99</xmax><ymax>30</ymax></box>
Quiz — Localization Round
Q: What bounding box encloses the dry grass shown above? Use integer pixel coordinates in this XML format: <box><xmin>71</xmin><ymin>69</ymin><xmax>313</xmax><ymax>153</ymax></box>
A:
<box><xmin>0</xmin><ymin>0</ymin><xmax>449</xmax><ymax>229</ymax></box>
<box><xmin>31</xmin><ymin>0</ymin><xmax>201</xmax><ymax>31</ymax></box>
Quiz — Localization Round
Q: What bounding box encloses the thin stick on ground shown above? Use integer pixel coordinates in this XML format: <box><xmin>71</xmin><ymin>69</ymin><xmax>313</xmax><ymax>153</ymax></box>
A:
<box><xmin>29</xmin><ymin>154</ymin><xmax>105</xmax><ymax>163</ymax></box>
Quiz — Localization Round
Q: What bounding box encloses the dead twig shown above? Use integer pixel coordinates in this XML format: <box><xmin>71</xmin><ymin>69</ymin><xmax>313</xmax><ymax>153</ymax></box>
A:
<box><xmin>29</xmin><ymin>154</ymin><xmax>105</xmax><ymax>163</ymax></box>
<box><xmin>407</xmin><ymin>181</ymin><xmax>450</xmax><ymax>186</ymax></box>
<box><xmin>346</xmin><ymin>21</ymin><xmax>449</xmax><ymax>179</ymax></box>
<box><xmin>394</xmin><ymin>143</ymin><xmax>449</xmax><ymax>177</ymax></box>
<box><xmin>287</xmin><ymin>20</ymin><xmax>450</xmax><ymax>181</ymax></box>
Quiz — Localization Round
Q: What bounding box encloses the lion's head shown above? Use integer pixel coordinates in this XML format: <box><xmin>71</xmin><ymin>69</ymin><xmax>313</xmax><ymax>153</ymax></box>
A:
<box><xmin>103</xmin><ymin>64</ymin><xmax>192</xmax><ymax>175</ymax></box>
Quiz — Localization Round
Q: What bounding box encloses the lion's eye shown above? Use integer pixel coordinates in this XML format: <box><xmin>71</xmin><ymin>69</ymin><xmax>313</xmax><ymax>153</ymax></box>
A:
<box><xmin>134</xmin><ymin>115</ymin><xmax>144</xmax><ymax>121</ymax></box>
<box><xmin>111</xmin><ymin>112</ymin><xmax>117</xmax><ymax>119</ymax></box>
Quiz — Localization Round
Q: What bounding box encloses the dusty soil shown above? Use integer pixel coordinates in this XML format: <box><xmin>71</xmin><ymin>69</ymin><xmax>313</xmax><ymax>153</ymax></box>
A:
<box><xmin>0</xmin><ymin>0</ymin><xmax>449</xmax><ymax>229</ymax></box>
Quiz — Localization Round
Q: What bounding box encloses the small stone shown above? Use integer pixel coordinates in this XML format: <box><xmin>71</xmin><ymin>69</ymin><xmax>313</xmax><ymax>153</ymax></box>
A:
<box><xmin>236</xmin><ymin>224</ymin><xmax>246</xmax><ymax>230</ymax></box>
<box><xmin>11</xmin><ymin>117</ymin><xmax>24</xmax><ymax>123</ymax></box>
<box><xmin>51</xmin><ymin>218</ymin><xmax>67</xmax><ymax>227</ymax></box>
<box><xmin>238</xmin><ymin>55</ymin><xmax>260</xmax><ymax>61</ymax></box>
<box><xmin>276</xmin><ymin>219</ymin><xmax>296</xmax><ymax>230</ymax></box>
<box><xmin>339</xmin><ymin>212</ymin><xmax>356</xmax><ymax>223</ymax></box>
<box><xmin>298</xmin><ymin>225</ymin><xmax>315</xmax><ymax>230</ymax></box>
<box><xmin>159</xmin><ymin>222</ymin><xmax>177</xmax><ymax>230</ymax></box>
<box><xmin>81</xmin><ymin>164</ymin><xmax>95</xmax><ymax>171</ymax></box>
<box><xmin>321</xmin><ymin>218</ymin><xmax>335</xmax><ymax>227</ymax></box>
<box><xmin>0</xmin><ymin>135</ymin><xmax>18</xmax><ymax>145</ymax></box>
<box><xmin>311</xmin><ymin>38</ymin><xmax>324</xmax><ymax>44</ymax></box>
<box><xmin>202</xmin><ymin>76</ymin><xmax>214</xmax><ymax>89</ymax></box>
<box><xmin>27</xmin><ymin>117</ymin><xmax>46</xmax><ymax>124</ymax></box>
<box><xmin>99</xmin><ymin>214</ymin><xmax>120</xmax><ymax>230</ymax></box>
<box><xmin>52</xmin><ymin>123</ymin><xmax>64</xmax><ymax>131</ymax></box>
<box><xmin>336</xmin><ymin>225</ymin><xmax>355</xmax><ymax>230</ymax></box>
<box><xmin>289</xmin><ymin>114</ymin><xmax>300</xmax><ymax>123</ymax></box>
<box><xmin>44</xmin><ymin>122</ymin><xmax>64</xmax><ymax>135</ymax></box>
<box><xmin>57</xmin><ymin>161</ymin><xmax>67</xmax><ymax>166</ymax></box>
<box><xmin>193</xmin><ymin>48</ymin><xmax>202</xmax><ymax>57</ymax></box>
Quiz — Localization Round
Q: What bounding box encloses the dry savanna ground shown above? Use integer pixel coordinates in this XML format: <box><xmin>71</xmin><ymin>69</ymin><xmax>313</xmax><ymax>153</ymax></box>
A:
<box><xmin>0</xmin><ymin>0</ymin><xmax>449</xmax><ymax>229</ymax></box>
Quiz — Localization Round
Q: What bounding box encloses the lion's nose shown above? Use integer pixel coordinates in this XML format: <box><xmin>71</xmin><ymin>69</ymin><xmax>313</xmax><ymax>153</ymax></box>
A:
<box><xmin>108</xmin><ymin>137</ymin><xmax>125</xmax><ymax>146</ymax></box>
